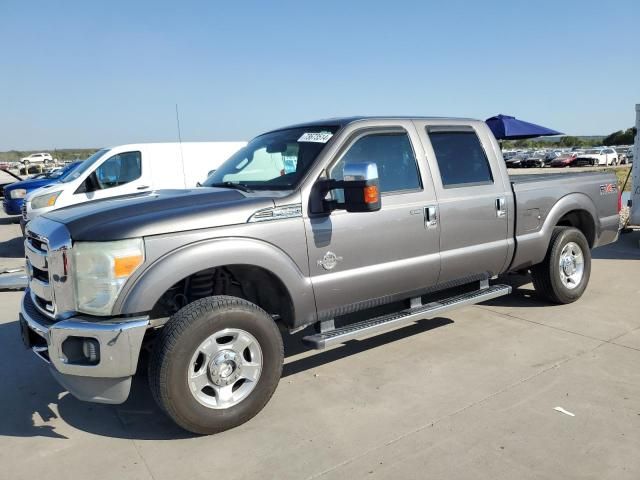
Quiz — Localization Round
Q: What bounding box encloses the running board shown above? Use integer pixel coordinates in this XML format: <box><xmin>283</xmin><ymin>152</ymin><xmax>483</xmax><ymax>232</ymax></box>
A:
<box><xmin>303</xmin><ymin>284</ymin><xmax>511</xmax><ymax>349</ymax></box>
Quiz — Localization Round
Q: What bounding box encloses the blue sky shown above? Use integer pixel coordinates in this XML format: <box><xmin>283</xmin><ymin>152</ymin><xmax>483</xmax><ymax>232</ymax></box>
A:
<box><xmin>1</xmin><ymin>0</ymin><xmax>638</xmax><ymax>149</ymax></box>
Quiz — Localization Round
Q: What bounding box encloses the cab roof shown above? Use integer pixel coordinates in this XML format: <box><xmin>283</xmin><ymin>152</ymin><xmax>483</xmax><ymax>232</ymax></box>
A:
<box><xmin>268</xmin><ymin>116</ymin><xmax>479</xmax><ymax>133</ymax></box>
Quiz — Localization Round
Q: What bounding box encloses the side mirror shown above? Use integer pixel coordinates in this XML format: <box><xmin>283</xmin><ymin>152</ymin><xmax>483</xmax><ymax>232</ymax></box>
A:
<box><xmin>77</xmin><ymin>172</ymin><xmax>98</xmax><ymax>194</ymax></box>
<box><xmin>310</xmin><ymin>161</ymin><xmax>382</xmax><ymax>214</ymax></box>
<box><xmin>341</xmin><ymin>162</ymin><xmax>381</xmax><ymax>212</ymax></box>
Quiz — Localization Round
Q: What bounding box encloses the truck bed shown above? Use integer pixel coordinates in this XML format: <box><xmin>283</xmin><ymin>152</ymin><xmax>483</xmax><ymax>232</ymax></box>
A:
<box><xmin>508</xmin><ymin>170</ymin><xmax>619</xmax><ymax>271</ymax></box>
<box><xmin>509</xmin><ymin>171</ymin><xmax>614</xmax><ymax>185</ymax></box>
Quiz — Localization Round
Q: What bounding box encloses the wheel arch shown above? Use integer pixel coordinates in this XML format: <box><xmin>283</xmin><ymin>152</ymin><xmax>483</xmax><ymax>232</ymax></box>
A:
<box><xmin>510</xmin><ymin>193</ymin><xmax>599</xmax><ymax>271</ymax></box>
<box><xmin>114</xmin><ymin>237</ymin><xmax>317</xmax><ymax>328</ymax></box>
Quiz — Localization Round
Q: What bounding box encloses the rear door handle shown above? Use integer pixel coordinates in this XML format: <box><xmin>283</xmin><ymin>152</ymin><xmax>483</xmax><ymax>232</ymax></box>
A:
<box><xmin>496</xmin><ymin>197</ymin><xmax>506</xmax><ymax>218</ymax></box>
<box><xmin>137</xmin><ymin>185</ymin><xmax>150</xmax><ymax>190</ymax></box>
<box><xmin>424</xmin><ymin>205</ymin><xmax>438</xmax><ymax>229</ymax></box>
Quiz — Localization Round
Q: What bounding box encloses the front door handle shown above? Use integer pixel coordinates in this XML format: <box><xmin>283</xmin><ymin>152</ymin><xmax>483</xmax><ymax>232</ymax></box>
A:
<box><xmin>496</xmin><ymin>197</ymin><xmax>507</xmax><ymax>218</ymax></box>
<box><xmin>137</xmin><ymin>185</ymin><xmax>150</xmax><ymax>190</ymax></box>
<box><xmin>424</xmin><ymin>205</ymin><xmax>438</xmax><ymax>229</ymax></box>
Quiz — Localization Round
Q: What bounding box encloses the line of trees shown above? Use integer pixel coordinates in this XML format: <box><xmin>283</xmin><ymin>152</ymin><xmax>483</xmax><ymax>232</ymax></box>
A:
<box><xmin>602</xmin><ymin>127</ymin><xmax>636</xmax><ymax>146</ymax></box>
<box><xmin>502</xmin><ymin>136</ymin><xmax>601</xmax><ymax>149</ymax></box>
<box><xmin>503</xmin><ymin>126</ymin><xmax>637</xmax><ymax>150</ymax></box>
<box><xmin>1</xmin><ymin>126</ymin><xmax>636</xmax><ymax>162</ymax></box>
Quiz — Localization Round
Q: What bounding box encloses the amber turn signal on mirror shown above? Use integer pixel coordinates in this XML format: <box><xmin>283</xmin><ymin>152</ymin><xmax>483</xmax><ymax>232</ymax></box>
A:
<box><xmin>364</xmin><ymin>185</ymin><xmax>379</xmax><ymax>204</ymax></box>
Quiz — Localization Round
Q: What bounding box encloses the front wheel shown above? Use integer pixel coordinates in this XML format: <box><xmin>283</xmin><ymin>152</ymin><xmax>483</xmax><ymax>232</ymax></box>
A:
<box><xmin>531</xmin><ymin>227</ymin><xmax>591</xmax><ymax>304</ymax></box>
<box><xmin>149</xmin><ymin>296</ymin><xmax>284</xmax><ymax>434</ymax></box>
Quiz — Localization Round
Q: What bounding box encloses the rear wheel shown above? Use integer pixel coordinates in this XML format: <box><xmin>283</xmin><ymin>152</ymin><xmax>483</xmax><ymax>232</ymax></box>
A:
<box><xmin>149</xmin><ymin>296</ymin><xmax>283</xmax><ymax>434</ymax></box>
<box><xmin>531</xmin><ymin>227</ymin><xmax>591</xmax><ymax>304</ymax></box>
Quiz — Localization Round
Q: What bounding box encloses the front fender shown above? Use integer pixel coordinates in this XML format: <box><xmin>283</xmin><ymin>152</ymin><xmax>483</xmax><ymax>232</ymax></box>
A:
<box><xmin>510</xmin><ymin>192</ymin><xmax>599</xmax><ymax>271</ymax></box>
<box><xmin>114</xmin><ymin>237</ymin><xmax>317</xmax><ymax>327</ymax></box>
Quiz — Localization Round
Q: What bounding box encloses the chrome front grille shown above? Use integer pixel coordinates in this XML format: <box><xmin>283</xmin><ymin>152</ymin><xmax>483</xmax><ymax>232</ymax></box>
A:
<box><xmin>25</xmin><ymin>217</ymin><xmax>74</xmax><ymax>319</ymax></box>
<box><xmin>25</xmin><ymin>233</ymin><xmax>56</xmax><ymax>318</ymax></box>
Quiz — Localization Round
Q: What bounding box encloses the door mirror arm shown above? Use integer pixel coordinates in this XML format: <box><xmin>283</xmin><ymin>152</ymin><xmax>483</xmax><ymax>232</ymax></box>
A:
<box><xmin>75</xmin><ymin>172</ymin><xmax>99</xmax><ymax>194</ymax></box>
<box><xmin>310</xmin><ymin>162</ymin><xmax>381</xmax><ymax>214</ymax></box>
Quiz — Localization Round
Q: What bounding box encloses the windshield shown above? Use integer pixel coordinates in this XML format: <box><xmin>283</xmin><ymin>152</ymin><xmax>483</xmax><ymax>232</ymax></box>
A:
<box><xmin>59</xmin><ymin>148</ymin><xmax>109</xmax><ymax>183</ymax></box>
<box><xmin>56</xmin><ymin>161</ymin><xmax>83</xmax><ymax>180</ymax></box>
<box><xmin>203</xmin><ymin>126</ymin><xmax>339</xmax><ymax>190</ymax></box>
<box><xmin>43</xmin><ymin>162</ymin><xmax>80</xmax><ymax>179</ymax></box>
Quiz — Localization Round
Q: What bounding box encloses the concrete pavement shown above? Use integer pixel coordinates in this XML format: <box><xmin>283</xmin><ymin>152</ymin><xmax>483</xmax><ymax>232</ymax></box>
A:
<box><xmin>1</xmin><ymin>211</ymin><xmax>639</xmax><ymax>480</ymax></box>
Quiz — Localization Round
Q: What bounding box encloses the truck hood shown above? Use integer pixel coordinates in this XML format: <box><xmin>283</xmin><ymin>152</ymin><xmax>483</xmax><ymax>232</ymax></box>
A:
<box><xmin>4</xmin><ymin>176</ymin><xmax>59</xmax><ymax>193</ymax></box>
<box><xmin>40</xmin><ymin>188</ymin><xmax>276</xmax><ymax>241</ymax></box>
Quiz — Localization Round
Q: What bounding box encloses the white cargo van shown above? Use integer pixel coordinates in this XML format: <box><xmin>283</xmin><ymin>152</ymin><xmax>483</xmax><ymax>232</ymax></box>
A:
<box><xmin>23</xmin><ymin>141</ymin><xmax>245</xmax><ymax>223</ymax></box>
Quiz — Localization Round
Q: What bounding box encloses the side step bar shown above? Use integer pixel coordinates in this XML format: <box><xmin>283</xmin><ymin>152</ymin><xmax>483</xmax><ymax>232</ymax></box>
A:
<box><xmin>303</xmin><ymin>284</ymin><xmax>511</xmax><ymax>349</ymax></box>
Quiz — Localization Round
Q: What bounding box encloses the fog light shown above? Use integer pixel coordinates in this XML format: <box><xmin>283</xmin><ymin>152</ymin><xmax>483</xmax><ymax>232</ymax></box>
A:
<box><xmin>82</xmin><ymin>339</ymin><xmax>100</xmax><ymax>363</ymax></box>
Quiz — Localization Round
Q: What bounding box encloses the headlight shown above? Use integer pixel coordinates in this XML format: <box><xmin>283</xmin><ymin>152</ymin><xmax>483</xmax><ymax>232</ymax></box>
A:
<box><xmin>9</xmin><ymin>189</ymin><xmax>27</xmax><ymax>199</ymax></box>
<box><xmin>72</xmin><ymin>238</ymin><xmax>145</xmax><ymax>315</ymax></box>
<box><xmin>31</xmin><ymin>191</ymin><xmax>61</xmax><ymax>209</ymax></box>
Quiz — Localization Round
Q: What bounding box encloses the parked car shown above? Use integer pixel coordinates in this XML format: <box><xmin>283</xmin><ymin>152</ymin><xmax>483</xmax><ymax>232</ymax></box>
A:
<box><xmin>614</xmin><ymin>147</ymin><xmax>629</xmax><ymax>164</ymax></box>
<box><xmin>521</xmin><ymin>154</ymin><xmax>547</xmax><ymax>168</ymax></box>
<box><xmin>19</xmin><ymin>116</ymin><xmax>620</xmax><ymax>434</ymax></box>
<box><xmin>625</xmin><ymin>147</ymin><xmax>634</xmax><ymax>164</ymax></box>
<box><xmin>545</xmin><ymin>151</ymin><xmax>562</xmax><ymax>163</ymax></box>
<box><xmin>549</xmin><ymin>153</ymin><xmax>578</xmax><ymax>167</ymax></box>
<box><xmin>0</xmin><ymin>168</ymin><xmax>24</xmax><ymax>198</ymax></box>
<box><xmin>505</xmin><ymin>154</ymin><xmax>525</xmax><ymax>168</ymax></box>
<box><xmin>20</xmin><ymin>152</ymin><xmax>53</xmax><ymax>166</ymax></box>
<box><xmin>2</xmin><ymin>161</ymin><xmax>83</xmax><ymax>216</ymax></box>
<box><xmin>578</xmin><ymin>148</ymin><xmax>618</xmax><ymax>166</ymax></box>
<box><xmin>22</xmin><ymin>141</ymin><xmax>246</xmax><ymax>226</ymax></box>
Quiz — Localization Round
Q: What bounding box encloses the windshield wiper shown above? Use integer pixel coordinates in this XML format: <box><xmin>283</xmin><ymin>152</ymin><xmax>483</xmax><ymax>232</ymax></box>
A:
<box><xmin>207</xmin><ymin>181</ymin><xmax>253</xmax><ymax>192</ymax></box>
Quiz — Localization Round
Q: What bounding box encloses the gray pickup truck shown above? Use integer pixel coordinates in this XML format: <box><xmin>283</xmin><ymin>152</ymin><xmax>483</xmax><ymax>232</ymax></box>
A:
<box><xmin>20</xmin><ymin>117</ymin><xmax>620</xmax><ymax>434</ymax></box>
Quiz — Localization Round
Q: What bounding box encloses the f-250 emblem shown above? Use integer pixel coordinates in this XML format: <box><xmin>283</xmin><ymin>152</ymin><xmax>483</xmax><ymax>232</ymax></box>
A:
<box><xmin>317</xmin><ymin>251</ymin><xmax>343</xmax><ymax>270</ymax></box>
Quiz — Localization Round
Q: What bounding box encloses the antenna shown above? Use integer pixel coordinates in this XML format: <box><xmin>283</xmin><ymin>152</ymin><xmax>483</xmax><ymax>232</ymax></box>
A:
<box><xmin>175</xmin><ymin>103</ymin><xmax>187</xmax><ymax>188</ymax></box>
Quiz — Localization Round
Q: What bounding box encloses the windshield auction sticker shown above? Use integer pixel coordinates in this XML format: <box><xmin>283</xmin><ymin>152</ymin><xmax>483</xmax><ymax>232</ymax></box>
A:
<box><xmin>298</xmin><ymin>132</ymin><xmax>333</xmax><ymax>143</ymax></box>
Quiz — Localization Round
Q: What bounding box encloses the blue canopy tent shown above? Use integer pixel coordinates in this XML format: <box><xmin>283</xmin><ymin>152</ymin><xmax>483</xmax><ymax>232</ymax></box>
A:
<box><xmin>485</xmin><ymin>114</ymin><xmax>563</xmax><ymax>140</ymax></box>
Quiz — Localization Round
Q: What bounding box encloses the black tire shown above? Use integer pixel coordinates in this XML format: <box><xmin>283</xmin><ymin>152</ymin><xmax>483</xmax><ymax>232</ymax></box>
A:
<box><xmin>149</xmin><ymin>296</ymin><xmax>283</xmax><ymax>434</ymax></box>
<box><xmin>531</xmin><ymin>227</ymin><xmax>591</xmax><ymax>304</ymax></box>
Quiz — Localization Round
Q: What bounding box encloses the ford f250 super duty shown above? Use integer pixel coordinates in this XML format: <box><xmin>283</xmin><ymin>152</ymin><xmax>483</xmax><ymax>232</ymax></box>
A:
<box><xmin>19</xmin><ymin>117</ymin><xmax>620</xmax><ymax>434</ymax></box>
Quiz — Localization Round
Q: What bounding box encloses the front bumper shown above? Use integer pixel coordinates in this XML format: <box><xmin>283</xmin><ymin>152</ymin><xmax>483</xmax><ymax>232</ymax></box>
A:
<box><xmin>2</xmin><ymin>197</ymin><xmax>23</xmax><ymax>215</ymax></box>
<box><xmin>20</xmin><ymin>290</ymin><xmax>149</xmax><ymax>404</ymax></box>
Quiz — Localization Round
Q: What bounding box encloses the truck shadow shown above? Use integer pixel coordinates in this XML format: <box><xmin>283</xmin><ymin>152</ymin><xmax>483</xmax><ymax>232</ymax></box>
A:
<box><xmin>0</xmin><ymin>235</ymin><xmax>25</xmax><ymax>259</ymax></box>
<box><xmin>480</xmin><ymin>273</ymin><xmax>554</xmax><ymax>309</ymax></box>
<box><xmin>282</xmin><ymin>317</ymin><xmax>453</xmax><ymax>377</ymax></box>
<box><xmin>591</xmin><ymin>231</ymin><xmax>640</xmax><ymax>260</ymax></box>
<box><xmin>0</xmin><ymin>316</ymin><xmax>453</xmax><ymax>441</ymax></box>
<box><xmin>0</xmin><ymin>216</ymin><xmax>20</xmax><ymax>226</ymax></box>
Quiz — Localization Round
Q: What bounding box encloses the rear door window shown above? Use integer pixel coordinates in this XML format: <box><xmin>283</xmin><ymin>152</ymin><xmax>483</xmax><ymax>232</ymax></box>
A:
<box><xmin>427</xmin><ymin>130</ymin><xmax>493</xmax><ymax>188</ymax></box>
